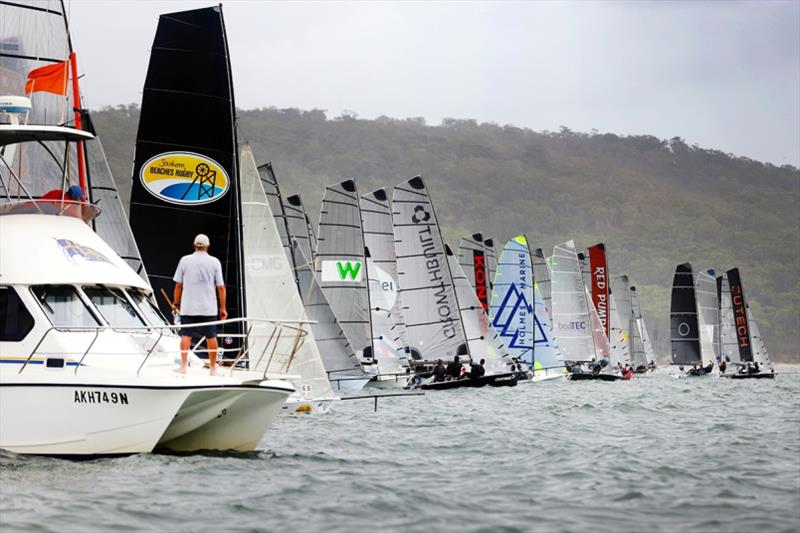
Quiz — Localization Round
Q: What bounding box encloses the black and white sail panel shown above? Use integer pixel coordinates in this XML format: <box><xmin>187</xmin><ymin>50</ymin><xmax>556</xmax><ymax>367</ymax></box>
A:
<box><xmin>392</xmin><ymin>176</ymin><xmax>467</xmax><ymax>362</ymax></box>
<box><xmin>670</xmin><ymin>263</ymin><xmax>701</xmax><ymax>366</ymax></box>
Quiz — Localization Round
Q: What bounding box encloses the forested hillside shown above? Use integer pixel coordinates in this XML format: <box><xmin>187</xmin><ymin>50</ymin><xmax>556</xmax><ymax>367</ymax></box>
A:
<box><xmin>93</xmin><ymin>105</ymin><xmax>800</xmax><ymax>362</ymax></box>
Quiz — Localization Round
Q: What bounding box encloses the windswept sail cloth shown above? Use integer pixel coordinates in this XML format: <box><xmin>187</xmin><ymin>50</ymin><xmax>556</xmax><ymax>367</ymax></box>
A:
<box><xmin>630</xmin><ymin>285</ymin><xmax>656</xmax><ymax>366</ymax></box>
<box><xmin>490</xmin><ymin>235</ymin><xmax>534</xmax><ymax>365</ymax></box>
<box><xmin>239</xmin><ymin>145</ymin><xmax>334</xmax><ymax>401</ymax></box>
<box><xmin>0</xmin><ymin>0</ymin><xmax>76</xmax><ymax>195</ymax></box>
<box><xmin>392</xmin><ymin>176</ymin><xmax>467</xmax><ymax>362</ymax></box>
<box><xmin>726</xmin><ymin>268</ymin><xmax>753</xmax><ymax>363</ymax></box>
<box><xmin>257</xmin><ymin>162</ymin><xmax>294</xmax><ymax>277</ymax></box>
<box><xmin>284</xmin><ymin>193</ymin><xmax>367</xmax><ymax>382</ymax></box>
<box><xmin>551</xmin><ymin>240</ymin><xmax>597</xmax><ymax>363</ymax></box>
<box><xmin>484</xmin><ymin>238</ymin><xmax>498</xmax><ymax>303</ymax></box>
<box><xmin>532</xmin><ymin>248</ymin><xmax>553</xmax><ymax>321</ymax></box>
<box><xmin>670</xmin><ymin>263</ymin><xmax>702</xmax><ymax>366</ymax></box>
<box><xmin>360</xmin><ymin>188</ymin><xmax>410</xmax><ymax>374</ymax></box>
<box><xmin>747</xmin><ymin>306</ymin><xmax>773</xmax><ymax>371</ymax></box>
<box><xmin>611</xmin><ymin>275</ymin><xmax>633</xmax><ymax>360</ymax></box>
<box><xmin>717</xmin><ymin>273</ymin><xmax>740</xmax><ymax>364</ymax></box>
<box><xmin>695</xmin><ymin>268</ymin><xmax>720</xmax><ymax>361</ymax></box>
<box><xmin>587</xmin><ymin>243</ymin><xmax>610</xmax><ymax>337</ymax></box>
<box><xmin>607</xmin><ymin>291</ymin><xmax>631</xmax><ymax>368</ymax></box>
<box><xmin>458</xmin><ymin>233</ymin><xmax>490</xmax><ymax>312</ymax></box>
<box><xmin>316</xmin><ymin>180</ymin><xmax>372</xmax><ymax>362</ymax></box>
<box><xmin>128</xmin><ymin>6</ymin><xmax>243</xmax><ymax>321</ymax></box>
<box><xmin>449</xmin><ymin>245</ymin><xmax>508</xmax><ymax>374</ymax></box>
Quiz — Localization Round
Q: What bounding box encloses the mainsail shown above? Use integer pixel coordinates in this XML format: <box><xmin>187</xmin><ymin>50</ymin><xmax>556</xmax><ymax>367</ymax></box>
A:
<box><xmin>239</xmin><ymin>144</ymin><xmax>334</xmax><ymax>401</ymax></box>
<box><xmin>532</xmin><ymin>248</ymin><xmax>554</xmax><ymax>321</ymax></box>
<box><xmin>717</xmin><ymin>273</ymin><xmax>740</xmax><ymax>364</ymax></box>
<box><xmin>490</xmin><ymin>235</ymin><xmax>534</xmax><ymax>365</ymax></box>
<box><xmin>670</xmin><ymin>263</ymin><xmax>702</xmax><ymax>366</ymax></box>
<box><xmin>630</xmin><ymin>285</ymin><xmax>656</xmax><ymax>366</ymax></box>
<box><xmin>726</xmin><ymin>268</ymin><xmax>753</xmax><ymax>363</ymax></box>
<box><xmin>551</xmin><ymin>240</ymin><xmax>597</xmax><ymax>362</ymax></box>
<box><xmin>587</xmin><ymin>243</ymin><xmax>610</xmax><ymax>337</ymax></box>
<box><xmin>257</xmin><ymin>162</ymin><xmax>293</xmax><ymax>275</ymax></box>
<box><xmin>129</xmin><ymin>6</ymin><xmax>243</xmax><ymax>326</ymax></box>
<box><xmin>484</xmin><ymin>237</ymin><xmax>498</xmax><ymax>303</ymax></box>
<box><xmin>450</xmin><ymin>245</ymin><xmax>508</xmax><ymax>374</ymax></box>
<box><xmin>315</xmin><ymin>180</ymin><xmax>372</xmax><ymax>365</ymax></box>
<box><xmin>458</xmin><ymin>233</ymin><xmax>490</xmax><ymax>312</ymax></box>
<box><xmin>392</xmin><ymin>176</ymin><xmax>467</xmax><ymax>361</ymax></box>
<box><xmin>695</xmin><ymin>268</ymin><xmax>720</xmax><ymax>362</ymax></box>
<box><xmin>747</xmin><ymin>306</ymin><xmax>773</xmax><ymax>372</ymax></box>
<box><xmin>360</xmin><ymin>187</ymin><xmax>409</xmax><ymax>376</ymax></box>
<box><xmin>611</xmin><ymin>275</ymin><xmax>633</xmax><ymax>361</ymax></box>
<box><xmin>283</xmin><ymin>193</ymin><xmax>369</xmax><ymax>388</ymax></box>
<box><xmin>607</xmin><ymin>291</ymin><xmax>631</xmax><ymax>368</ymax></box>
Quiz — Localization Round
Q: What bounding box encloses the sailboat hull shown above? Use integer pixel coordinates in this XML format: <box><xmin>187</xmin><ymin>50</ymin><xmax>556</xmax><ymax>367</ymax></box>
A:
<box><xmin>156</xmin><ymin>383</ymin><xmax>292</xmax><ymax>452</ymax></box>
<box><xmin>568</xmin><ymin>373</ymin><xmax>621</xmax><ymax>381</ymax></box>
<box><xmin>721</xmin><ymin>372</ymin><xmax>775</xmax><ymax>380</ymax></box>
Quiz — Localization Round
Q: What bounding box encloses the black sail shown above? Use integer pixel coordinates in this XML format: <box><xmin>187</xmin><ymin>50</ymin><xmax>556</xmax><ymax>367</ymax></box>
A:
<box><xmin>128</xmin><ymin>6</ymin><xmax>242</xmax><ymax>323</ymax></box>
<box><xmin>726</xmin><ymin>268</ymin><xmax>753</xmax><ymax>362</ymax></box>
<box><xmin>670</xmin><ymin>262</ymin><xmax>701</xmax><ymax>366</ymax></box>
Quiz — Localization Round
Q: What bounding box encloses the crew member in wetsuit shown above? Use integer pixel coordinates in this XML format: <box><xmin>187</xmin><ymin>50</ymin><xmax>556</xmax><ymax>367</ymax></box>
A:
<box><xmin>446</xmin><ymin>356</ymin><xmax>462</xmax><ymax>381</ymax></box>
<box><xmin>468</xmin><ymin>359</ymin><xmax>486</xmax><ymax>379</ymax></box>
<box><xmin>719</xmin><ymin>359</ymin><xmax>727</xmax><ymax>373</ymax></box>
<box><xmin>752</xmin><ymin>362</ymin><xmax>760</xmax><ymax>374</ymax></box>
<box><xmin>432</xmin><ymin>359</ymin><xmax>446</xmax><ymax>382</ymax></box>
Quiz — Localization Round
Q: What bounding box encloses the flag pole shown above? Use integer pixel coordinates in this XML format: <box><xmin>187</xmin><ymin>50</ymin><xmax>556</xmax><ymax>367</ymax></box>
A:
<box><xmin>69</xmin><ymin>52</ymin><xmax>88</xmax><ymax>198</ymax></box>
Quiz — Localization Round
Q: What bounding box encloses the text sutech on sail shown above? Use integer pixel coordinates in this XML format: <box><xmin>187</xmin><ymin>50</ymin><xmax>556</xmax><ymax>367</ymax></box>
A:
<box><xmin>414</xmin><ymin>206</ymin><xmax>458</xmax><ymax>340</ymax></box>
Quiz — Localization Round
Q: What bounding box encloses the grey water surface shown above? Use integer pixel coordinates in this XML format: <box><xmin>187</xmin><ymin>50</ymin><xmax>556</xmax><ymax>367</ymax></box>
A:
<box><xmin>1</xmin><ymin>369</ymin><xmax>799</xmax><ymax>533</ymax></box>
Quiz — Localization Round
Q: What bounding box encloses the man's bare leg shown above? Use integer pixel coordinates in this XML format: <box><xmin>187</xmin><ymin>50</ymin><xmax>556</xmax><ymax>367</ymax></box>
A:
<box><xmin>207</xmin><ymin>337</ymin><xmax>219</xmax><ymax>375</ymax></box>
<box><xmin>177</xmin><ymin>335</ymin><xmax>190</xmax><ymax>373</ymax></box>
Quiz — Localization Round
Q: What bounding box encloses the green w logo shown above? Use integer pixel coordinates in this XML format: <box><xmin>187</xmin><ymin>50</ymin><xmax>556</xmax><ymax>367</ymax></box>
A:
<box><xmin>336</xmin><ymin>261</ymin><xmax>362</xmax><ymax>281</ymax></box>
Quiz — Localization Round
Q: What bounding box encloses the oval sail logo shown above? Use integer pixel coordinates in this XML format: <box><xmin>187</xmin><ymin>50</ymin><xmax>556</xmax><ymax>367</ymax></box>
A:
<box><xmin>140</xmin><ymin>152</ymin><xmax>229</xmax><ymax>205</ymax></box>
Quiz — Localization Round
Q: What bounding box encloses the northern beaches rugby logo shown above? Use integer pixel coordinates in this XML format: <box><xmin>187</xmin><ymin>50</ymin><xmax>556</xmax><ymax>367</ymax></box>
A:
<box><xmin>140</xmin><ymin>152</ymin><xmax>230</xmax><ymax>205</ymax></box>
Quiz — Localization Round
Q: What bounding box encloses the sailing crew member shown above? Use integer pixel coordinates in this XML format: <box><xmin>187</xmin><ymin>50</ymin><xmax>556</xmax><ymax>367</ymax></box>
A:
<box><xmin>173</xmin><ymin>233</ymin><xmax>227</xmax><ymax>375</ymax></box>
<box><xmin>446</xmin><ymin>356</ymin><xmax>462</xmax><ymax>380</ymax></box>
<box><xmin>432</xmin><ymin>360</ymin><xmax>446</xmax><ymax>382</ymax></box>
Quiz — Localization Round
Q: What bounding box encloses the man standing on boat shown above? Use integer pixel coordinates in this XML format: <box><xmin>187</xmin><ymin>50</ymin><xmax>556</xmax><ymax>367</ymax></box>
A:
<box><xmin>172</xmin><ymin>234</ymin><xmax>227</xmax><ymax>375</ymax></box>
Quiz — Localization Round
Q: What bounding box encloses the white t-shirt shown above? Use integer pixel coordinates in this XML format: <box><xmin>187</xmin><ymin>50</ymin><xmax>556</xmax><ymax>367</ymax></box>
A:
<box><xmin>173</xmin><ymin>251</ymin><xmax>224</xmax><ymax>316</ymax></box>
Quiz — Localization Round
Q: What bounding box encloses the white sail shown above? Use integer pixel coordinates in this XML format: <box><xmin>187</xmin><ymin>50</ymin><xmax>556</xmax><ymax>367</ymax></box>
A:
<box><xmin>283</xmin><ymin>193</ymin><xmax>370</xmax><ymax>389</ymax></box>
<box><xmin>611</xmin><ymin>276</ymin><xmax>633</xmax><ymax>359</ymax></box>
<box><xmin>316</xmin><ymin>180</ymin><xmax>373</xmax><ymax>367</ymax></box>
<box><xmin>532</xmin><ymin>248</ymin><xmax>554</xmax><ymax>322</ymax></box>
<box><xmin>717</xmin><ymin>273</ymin><xmax>739</xmax><ymax>364</ymax></box>
<box><xmin>746</xmin><ymin>306</ymin><xmax>773</xmax><ymax>372</ymax></box>
<box><xmin>490</xmin><ymin>235</ymin><xmax>534</xmax><ymax>365</ymax></box>
<box><xmin>392</xmin><ymin>176</ymin><xmax>467</xmax><ymax>362</ymax></box>
<box><xmin>360</xmin><ymin>188</ymin><xmax>409</xmax><ymax>377</ymax></box>
<box><xmin>607</xmin><ymin>291</ymin><xmax>632</xmax><ymax>369</ymax></box>
<box><xmin>239</xmin><ymin>145</ymin><xmax>335</xmax><ymax>401</ymax></box>
<box><xmin>629</xmin><ymin>285</ymin><xmax>655</xmax><ymax>366</ymax></box>
<box><xmin>551</xmin><ymin>240</ymin><xmax>597</xmax><ymax>362</ymax></box>
<box><xmin>695</xmin><ymin>268</ymin><xmax>720</xmax><ymax>362</ymax></box>
<box><xmin>449</xmin><ymin>246</ymin><xmax>508</xmax><ymax>374</ymax></box>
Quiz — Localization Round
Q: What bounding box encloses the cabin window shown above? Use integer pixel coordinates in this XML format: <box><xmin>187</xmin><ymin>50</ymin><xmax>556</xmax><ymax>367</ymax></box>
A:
<box><xmin>30</xmin><ymin>285</ymin><xmax>99</xmax><ymax>328</ymax></box>
<box><xmin>0</xmin><ymin>286</ymin><xmax>35</xmax><ymax>341</ymax></box>
<box><xmin>83</xmin><ymin>286</ymin><xmax>146</xmax><ymax>329</ymax></box>
<box><xmin>127</xmin><ymin>290</ymin><xmax>169</xmax><ymax>327</ymax></box>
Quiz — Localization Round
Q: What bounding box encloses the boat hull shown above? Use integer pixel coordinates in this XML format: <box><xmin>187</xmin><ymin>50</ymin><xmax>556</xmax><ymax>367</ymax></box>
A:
<box><xmin>156</xmin><ymin>383</ymin><xmax>292</xmax><ymax>452</ymax></box>
<box><xmin>0</xmin><ymin>383</ymin><xmax>188</xmax><ymax>456</ymax></box>
<box><xmin>568</xmin><ymin>373</ymin><xmax>621</xmax><ymax>381</ymax></box>
<box><xmin>721</xmin><ymin>372</ymin><xmax>775</xmax><ymax>380</ymax></box>
<box><xmin>418</xmin><ymin>372</ymin><xmax>518</xmax><ymax>390</ymax></box>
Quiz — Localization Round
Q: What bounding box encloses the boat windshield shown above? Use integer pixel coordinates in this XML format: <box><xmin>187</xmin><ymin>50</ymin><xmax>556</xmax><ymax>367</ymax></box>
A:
<box><xmin>127</xmin><ymin>289</ymin><xmax>169</xmax><ymax>328</ymax></box>
<box><xmin>83</xmin><ymin>286</ymin><xmax>147</xmax><ymax>329</ymax></box>
<box><xmin>31</xmin><ymin>285</ymin><xmax>99</xmax><ymax>328</ymax></box>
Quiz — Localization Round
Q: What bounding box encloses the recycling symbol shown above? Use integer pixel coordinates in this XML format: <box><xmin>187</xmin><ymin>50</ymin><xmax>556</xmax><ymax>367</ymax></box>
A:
<box><xmin>412</xmin><ymin>205</ymin><xmax>431</xmax><ymax>224</ymax></box>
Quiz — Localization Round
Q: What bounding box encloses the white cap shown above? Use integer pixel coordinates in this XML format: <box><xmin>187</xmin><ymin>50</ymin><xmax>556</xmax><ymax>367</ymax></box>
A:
<box><xmin>194</xmin><ymin>233</ymin><xmax>210</xmax><ymax>247</ymax></box>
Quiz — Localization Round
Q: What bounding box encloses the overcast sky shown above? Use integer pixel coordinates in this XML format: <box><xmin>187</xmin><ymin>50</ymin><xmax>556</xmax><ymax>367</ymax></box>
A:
<box><xmin>68</xmin><ymin>1</ymin><xmax>800</xmax><ymax>167</ymax></box>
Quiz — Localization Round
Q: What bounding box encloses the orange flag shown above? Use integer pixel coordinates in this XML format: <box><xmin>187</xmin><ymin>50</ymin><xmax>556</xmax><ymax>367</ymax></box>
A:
<box><xmin>24</xmin><ymin>60</ymin><xmax>69</xmax><ymax>95</ymax></box>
